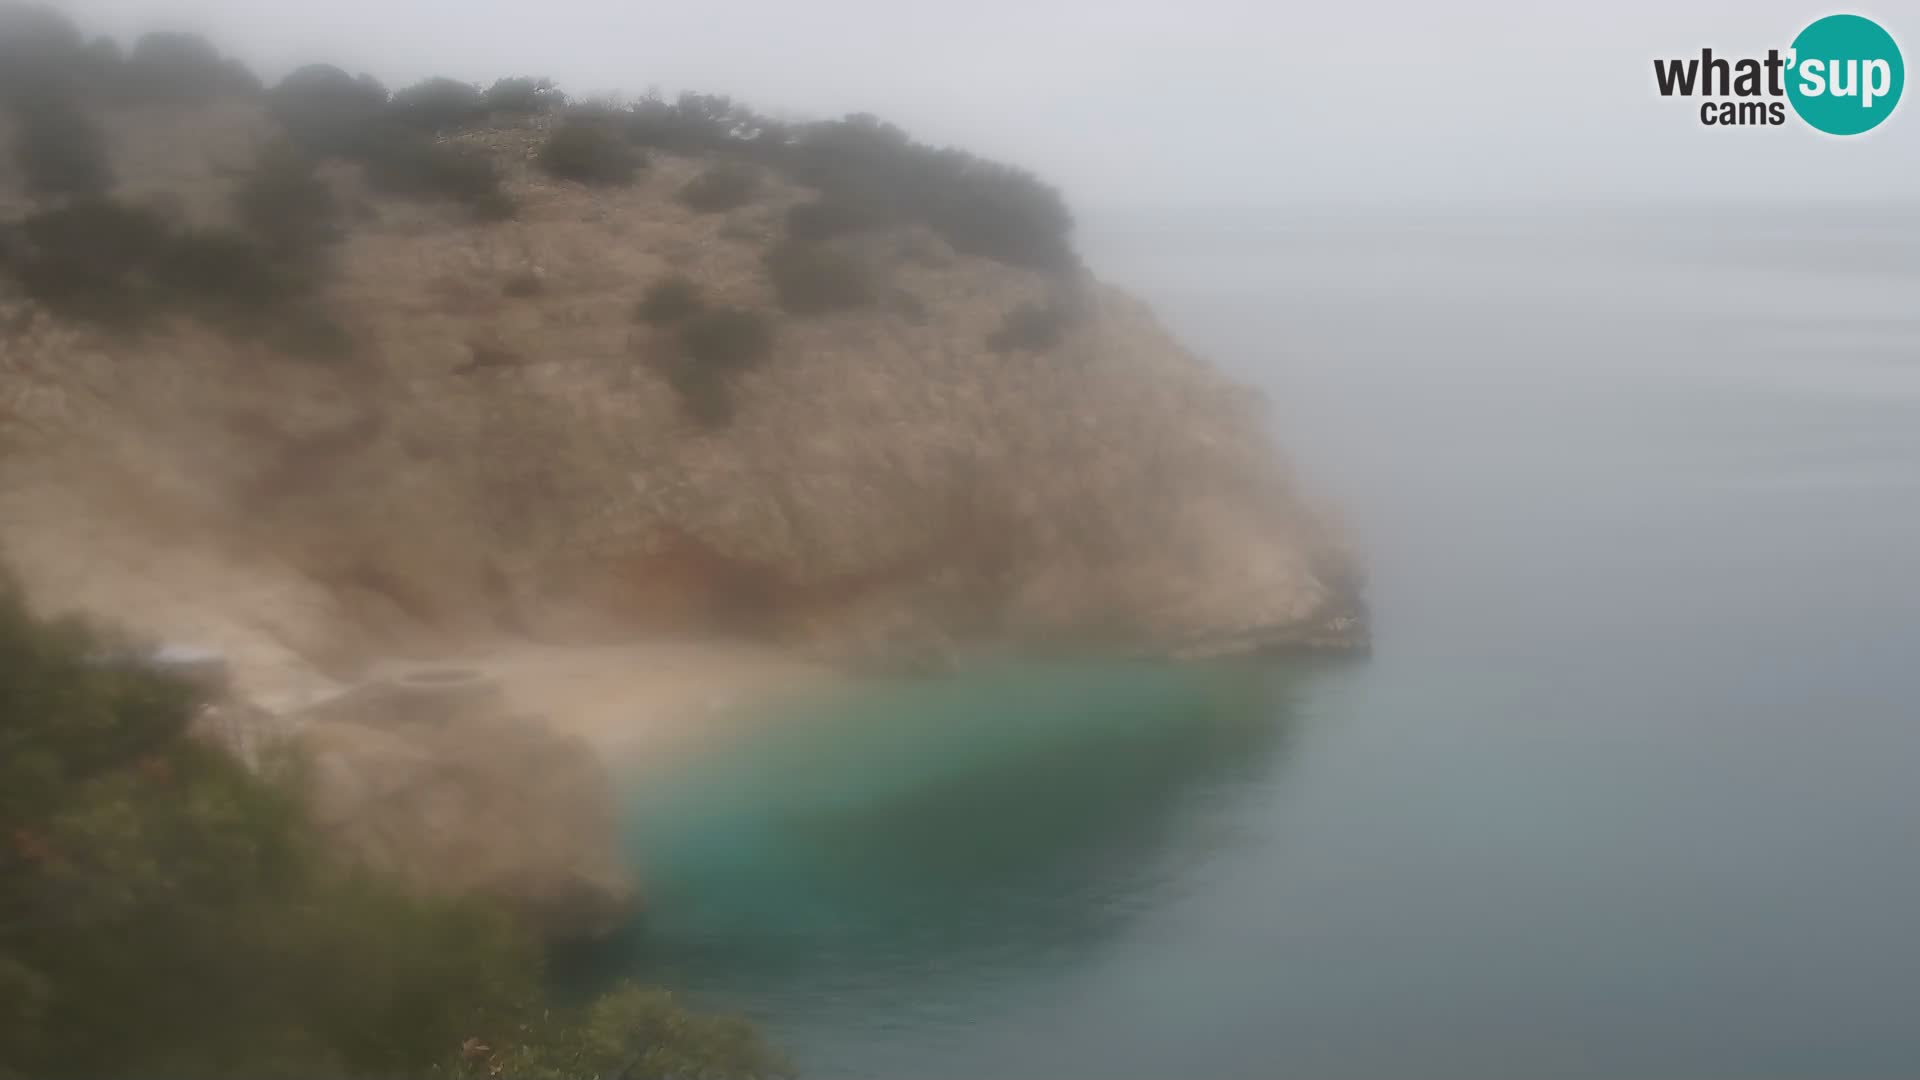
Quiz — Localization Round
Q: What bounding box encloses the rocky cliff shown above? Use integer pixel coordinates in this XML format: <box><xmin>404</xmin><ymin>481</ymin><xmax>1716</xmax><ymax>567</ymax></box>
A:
<box><xmin>0</xmin><ymin>100</ymin><xmax>1362</xmax><ymax>697</ymax></box>
<box><xmin>1</xmin><ymin>68</ymin><xmax>1361</xmax><ymax>937</ymax></box>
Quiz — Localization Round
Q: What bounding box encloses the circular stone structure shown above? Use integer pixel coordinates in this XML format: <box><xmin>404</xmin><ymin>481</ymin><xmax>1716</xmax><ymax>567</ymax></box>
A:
<box><xmin>383</xmin><ymin>665</ymin><xmax>505</xmax><ymax>726</ymax></box>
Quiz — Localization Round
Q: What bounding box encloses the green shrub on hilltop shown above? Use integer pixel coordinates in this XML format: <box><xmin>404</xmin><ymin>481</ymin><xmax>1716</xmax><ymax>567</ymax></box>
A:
<box><xmin>0</xmin><ymin>3</ymin><xmax>87</xmax><ymax>101</ymax></box>
<box><xmin>0</xmin><ymin>580</ymin><xmax>789</xmax><ymax>1080</ymax></box>
<box><xmin>268</xmin><ymin>68</ymin><xmax>507</xmax><ymax>219</ymax></box>
<box><xmin>122</xmin><ymin>30</ymin><xmax>257</xmax><ymax>102</ymax></box>
<box><xmin>390</xmin><ymin>76</ymin><xmax>486</xmax><ymax>131</ymax></box>
<box><xmin>624</xmin><ymin>91</ymin><xmax>748</xmax><ymax>151</ymax></box>
<box><xmin>539</xmin><ymin>120</ymin><xmax>645</xmax><ymax>186</ymax></box>
<box><xmin>74</xmin><ymin>34</ymin><xmax>122</xmax><ymax>87</ymax></box>
<box><xmin>0</xmin><ymin>13</ymin><xmax>253</xmax><ymax>106</ymax></box>
<box><xmin>268</xmin><ymin>64</ymin><xmax>390</xmax><ymax>156</ymax></box>
<box><xmin>791</xmin><ymin>114</ymin><xmax>1075</xmax><ymax>270</ymax></box>
<box><xmin>8</xmin><ymin>9</ymin><xmax>1079</xmax><ymax>269</ymax></box>
<box><xmin>613</xmin><ymin>98</ymin><xmax>1076</xmax><ymax>268</ymax></box>
<box><xmin>484</xmin><ymin>76</ymin><xmax>565</xmax><ymax>115</ymax></box>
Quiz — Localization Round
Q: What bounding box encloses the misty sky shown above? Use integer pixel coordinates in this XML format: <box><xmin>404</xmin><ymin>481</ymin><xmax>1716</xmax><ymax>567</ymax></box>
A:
<box><xmin>47</xmin><ymin>0</ymin><xmax>1919</xmax><ymax>209</ymax></box>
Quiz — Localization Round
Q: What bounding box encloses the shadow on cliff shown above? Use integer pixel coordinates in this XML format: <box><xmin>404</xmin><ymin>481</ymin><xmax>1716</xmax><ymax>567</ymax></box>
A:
<box><xmin>552</xmin><ymin>659</ymin><xmax>1299</xmax><ymax>1002</ymax></box>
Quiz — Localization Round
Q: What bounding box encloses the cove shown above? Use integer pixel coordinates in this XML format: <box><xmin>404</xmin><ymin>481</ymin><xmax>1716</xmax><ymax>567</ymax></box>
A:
<box><xmin>556</xmin><ymin>659</ymin><xmax>1298</xmax><ymax>1073</ymax></box>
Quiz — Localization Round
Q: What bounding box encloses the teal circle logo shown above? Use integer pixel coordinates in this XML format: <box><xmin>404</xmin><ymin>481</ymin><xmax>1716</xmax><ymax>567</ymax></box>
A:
<box><xmin>1787</xmin><ymin>14</ymin><xmax>1904</xmax><ymax>134</ymax></box>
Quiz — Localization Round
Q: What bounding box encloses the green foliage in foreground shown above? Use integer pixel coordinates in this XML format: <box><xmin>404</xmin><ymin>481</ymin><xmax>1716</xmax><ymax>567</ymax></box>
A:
<box><xmin>0</xmin><ymin>581</ymin><xmax>789</xmax><ymax>1080</ymax></box>
<box><xmin>444</xmin><ymin>984</ymin><xmax>790</xmax><ymax>1080</ymax></box>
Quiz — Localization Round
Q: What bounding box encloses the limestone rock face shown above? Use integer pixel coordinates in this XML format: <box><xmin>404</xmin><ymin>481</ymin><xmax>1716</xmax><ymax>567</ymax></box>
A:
<box><xmin>0</xmin><ymin>102</ymin><xmax>1364</xmax><ymax>695</ymax></box>
<box><xmin>292</xmin><ymin>671</ymin><xmax>639</xmax><ymax>941</ymax></box>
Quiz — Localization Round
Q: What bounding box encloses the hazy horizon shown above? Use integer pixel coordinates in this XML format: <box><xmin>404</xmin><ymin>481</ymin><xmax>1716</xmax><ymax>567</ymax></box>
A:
<box><xmin>39</xmin><ymin>0</ymin><xmax>1919</xmax><ymax>213</ymax></box>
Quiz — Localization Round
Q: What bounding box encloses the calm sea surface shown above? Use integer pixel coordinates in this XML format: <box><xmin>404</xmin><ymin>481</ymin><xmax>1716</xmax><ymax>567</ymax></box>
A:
<box><xmin>596</xmin><ymin>206</ymin><xmax>1920</xmax><ymax>1078</ymax></box>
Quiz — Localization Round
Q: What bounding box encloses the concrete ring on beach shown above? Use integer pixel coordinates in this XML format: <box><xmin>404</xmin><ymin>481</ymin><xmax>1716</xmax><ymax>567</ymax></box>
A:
<box><xmin>383</xmin><ymin>666</ymin><xmax>503</xmax><ymax>725</ymax></box>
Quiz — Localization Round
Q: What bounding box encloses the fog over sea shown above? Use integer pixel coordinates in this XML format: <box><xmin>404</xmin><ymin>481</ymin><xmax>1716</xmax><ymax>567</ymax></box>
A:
<box><xmin>595</xmin><ymin>204</ymin><xmax>1920</xmax><ymax>1079</ymax></box>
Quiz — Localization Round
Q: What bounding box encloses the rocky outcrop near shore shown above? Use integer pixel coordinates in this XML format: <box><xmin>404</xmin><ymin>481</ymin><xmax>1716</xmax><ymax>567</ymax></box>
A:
<box><xmin>289</xmin><ymin>668</ymin><xmax>638</xmax><ymax>940</ymax></box>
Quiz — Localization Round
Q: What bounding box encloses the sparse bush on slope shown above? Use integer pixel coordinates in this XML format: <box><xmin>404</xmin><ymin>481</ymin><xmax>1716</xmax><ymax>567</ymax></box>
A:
<box><xmin>160</xmin><ymin>227</ymin><xmax>307</xmax><ymax>320</ymax></box>
<box><xmin>764</xmin><ymin>239</ymin><xmax>871</xmax><ymax>314</ymax></box>
<box><xmin>785</xmin><ymin>197</ymin><xmax>881</xmax><ymax>244</ymax></box>
<box><xmin>668</xmin><ymin>361</ymin><xmax>735</xmax><ymax>427</ymax></box>
<box><xmin>2</xmin><ymin>199</ymin><xmax>312</xmax><ymax>332</ymax></box>
<box><xmin>9</xmin><ymin>94</ymin><xmax>113</xmax><ymax>196</ymax></box>
<box><xmin>360</xmin><ymin>130</ymin><xmax>509</xmax><ymax>211</ymax></box>
<box><xmin>678</xmin><ymin>162</ymin><xmax>760</xmax><ymax>212</ymax></box>
<box><xmin>538</xmin><ymin>120</ymin><xmax>645</xmax><ymax>186</ymax></box>
<box><xmin>635</xmin><ymin>273</ymin><xmax>704</xmax><ymax>325</ymax></box>
<box><xmin>2</xmin><ymin>200</ymin><xmax>171</xmax><ymax>326</ymax></box>
<box><xmin>667</xmin><ymin>307</ymin><xmax>775</xmax><ymax>428</ymax></box>
<box><xmin>682</xmin><ymin>307</ymin><xmax>772</xmax><ymax>370</ymax></box>
<box><xmin>233</xmin><ymin>139</ymin><xmax>338</xmax><ymax>256</ymax></box>
<box><xmin>987</xmin><ymin>299</ymin><xmax>1075</xmax><ymax>353</ymax></box>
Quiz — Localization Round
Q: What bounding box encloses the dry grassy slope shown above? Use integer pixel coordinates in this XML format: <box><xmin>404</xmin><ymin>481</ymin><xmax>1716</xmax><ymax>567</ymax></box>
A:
<box><xmin>0</xmin><ymin>102</ymin><xmax>1363</xmax><ymax>701</ymax></box>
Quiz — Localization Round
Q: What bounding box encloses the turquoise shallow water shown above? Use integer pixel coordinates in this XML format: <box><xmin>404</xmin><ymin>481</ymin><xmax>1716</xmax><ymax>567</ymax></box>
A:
<box><xmin>572</xmin><ymin>659</ymin><xmax>1298</xmax><ymax>1068</ymax></box>
<box><xmin>619</xmin><ymin>661</ymin><xmax>1281</xmax><ymax>947</ymax></box>
<box><xmin>580</xmin><ymin>208</ymin><xmax>1920</xmax><ymax>1078</ymax></box>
